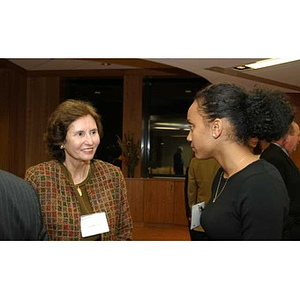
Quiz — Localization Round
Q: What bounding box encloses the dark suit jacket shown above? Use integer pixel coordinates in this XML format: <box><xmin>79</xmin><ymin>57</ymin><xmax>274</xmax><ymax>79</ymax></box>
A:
<box><xmin>0</xmin><ymin>170</ymin><xmax>48</xmax><ymax>240</ymax></box>
<box><xmin>260</xmin><ymin>143</ymin><xmax>300</xmax><ymax>221</ymax></box>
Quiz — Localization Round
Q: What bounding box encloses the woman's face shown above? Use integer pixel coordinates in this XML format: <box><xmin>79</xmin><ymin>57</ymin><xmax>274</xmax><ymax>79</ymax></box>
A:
<box><xmin>63</xmin><ymin>114</ymin><xmax>100</xmax><ymax>164</ymax></box>
<box><xmin>187</xmin><ymin>101</ymin><xmax>213</xmax><ymax>159</ymax></box>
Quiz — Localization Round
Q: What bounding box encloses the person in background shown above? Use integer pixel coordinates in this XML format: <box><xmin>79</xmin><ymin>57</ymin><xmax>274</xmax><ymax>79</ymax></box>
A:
<box><xmin>187</xmin><ymin>83</ymin><xmax>294</xmax><ymax>240</ymax></box>
<box><xmin>260</xmin><ymin>121</ymin><xmax>300</xmax><ymax>240</ymax></box>
<box><xmin>187</xmin><ymin>157</ymin><xmax>220</xmax><ymax>240</ymax></box>
<box><xmin>0</xmin><ymin>169</ymin><xmax>48</xmax><ymax>240</ymax></box>
<box><xmin>247</xmin><ymin>137</ymin><xmax>262</xmax><ymax>157</ymax></box>
<box><xmin>173</xmin><ymin>146</ymin><xmax>184</xmax><ymax>175</ymax></box>
<box><xmin>25</xmin><ymin>99</ymin><xmax>133</xmax><ymax>241</ymax></box>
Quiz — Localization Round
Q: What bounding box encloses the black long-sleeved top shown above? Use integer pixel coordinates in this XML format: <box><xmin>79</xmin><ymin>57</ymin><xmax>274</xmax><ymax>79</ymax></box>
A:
<box><xmin>201</xmin><ymin>160</ymin><xmax>289</xmax><ymax>240</ymax></box>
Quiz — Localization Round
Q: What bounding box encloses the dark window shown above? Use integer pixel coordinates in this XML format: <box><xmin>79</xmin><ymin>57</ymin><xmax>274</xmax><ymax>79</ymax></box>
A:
<box><xmin>143</xmin><ymin>77</ymin><xmax>210</xmax><ymax>177</ymax></box>
<box><xmin>60</xmin><ymin>78</ymin><xmax>123</xmax><ymax>166</ymax></box>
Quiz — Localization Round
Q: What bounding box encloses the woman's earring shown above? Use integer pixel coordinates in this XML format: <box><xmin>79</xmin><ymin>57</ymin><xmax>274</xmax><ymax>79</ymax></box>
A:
<box><xmin>212</xmin><ymin>133</ymin><xmax>216</xmax><ymax>138</ymax></box>
<box><xmin>60</xmin><ymin>144</ymin><xmax>65</xmax><ymax>149</ymax></box>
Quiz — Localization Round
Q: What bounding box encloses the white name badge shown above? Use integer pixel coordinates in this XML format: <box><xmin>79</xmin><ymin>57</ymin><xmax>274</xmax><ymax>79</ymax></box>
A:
<box><xmin>190</xmin><ymin>201</ymin><xmax>205</xmax><ymax>230</ymax></box>
<box><xmin>81</xmin><ymin>212</ymin><xmax>110</xmax><ymax>238</ymax></box>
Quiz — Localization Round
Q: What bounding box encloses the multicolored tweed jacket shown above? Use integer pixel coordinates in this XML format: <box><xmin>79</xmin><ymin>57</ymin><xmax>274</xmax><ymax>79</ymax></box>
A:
<box><xmin>25</xmin><ymin>159</ymin><xmax>133</xmax><ymax>241</ymax></box>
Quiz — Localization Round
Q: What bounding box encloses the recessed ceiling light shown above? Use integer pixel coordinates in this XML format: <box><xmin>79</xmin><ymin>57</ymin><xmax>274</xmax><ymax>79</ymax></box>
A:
<box><xmin>245</xmin><ymin>58</ymin><xmax>299</xmax><ymax>69</ymax></box>
<box><xmin>234</xmin><ymin>58</ymin><xmax>300</xmax><ymax>71</ymax></box>
<box><xmin>234</xmin><ymin>65</ymin><xmax>250</xmax><ymax>70</ymax></box>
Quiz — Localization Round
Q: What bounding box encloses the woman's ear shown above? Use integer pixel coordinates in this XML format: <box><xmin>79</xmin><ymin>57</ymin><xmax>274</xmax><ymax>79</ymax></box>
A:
<box><xmin>211</xmin><ymin>118</ymin><xmax>222</xmax><ymax>139</ymax></box>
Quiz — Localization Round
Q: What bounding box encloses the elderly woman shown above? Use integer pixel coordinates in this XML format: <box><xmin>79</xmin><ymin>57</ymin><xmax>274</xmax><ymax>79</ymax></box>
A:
<box><xmin>187</xmin><ymin>83</ymin><xmax>294</xmax><ymax>240</ymax></box>
<box><xmin>25</xmin><ymin>100</ymin><xmax>133</xmax><ymax>241</ymax></box>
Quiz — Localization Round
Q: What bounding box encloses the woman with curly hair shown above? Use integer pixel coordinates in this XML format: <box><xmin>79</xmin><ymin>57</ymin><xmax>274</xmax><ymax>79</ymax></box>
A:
<box><xmin>25</xmin><ymin>100</ymin><xmax>133</xmax><ymax>241</ymax></box>
<box><xmin>187</xmin><ymin>83</ymin><xmax>295</xmax><ymax>240</ymax></box>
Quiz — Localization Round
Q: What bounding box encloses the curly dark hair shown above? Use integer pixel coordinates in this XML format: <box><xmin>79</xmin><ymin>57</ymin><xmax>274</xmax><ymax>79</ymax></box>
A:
<box><xmin>194</xmin><ymin>83</ymin><xmax>295</xmax><ymax>144</ymax></box>
<box><xmin>246</xmin><ymin>88</ymin><xmax>295</xmax><ymax>142</ymax></box>
<box><xmin>44</xmin><ymin>99</ymin><xmax>103</xmax><ymax>162</ymax></box>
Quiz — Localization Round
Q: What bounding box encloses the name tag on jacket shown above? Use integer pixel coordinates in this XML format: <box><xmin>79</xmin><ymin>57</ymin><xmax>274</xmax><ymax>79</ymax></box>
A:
<box><xmin>81</xmin><ymin>212</ymin><xmax>109</xmax><ymax>237</ymax></box>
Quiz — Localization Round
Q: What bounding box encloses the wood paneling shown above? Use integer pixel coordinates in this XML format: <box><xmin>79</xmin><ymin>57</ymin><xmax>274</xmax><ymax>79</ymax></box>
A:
<box><xmin>125</xmin><ymin>178</ymin><xmax>144</xmax><ymax>223</ymax></box>
<box><xmin>126</xmin><ymin>178</ymin><xmax>188</xmax><ymax>226</ymax></box>
<box><xmin>122</xmin><ymin>72</ymin><xmax>143</xmax><ymax>177</ymax></box>
<box><xmin>0</xmin><ymin>67</ymin><xmax>27</xmax><ymax>177</ymax></box>
<box><xmin>144</xmin><ymin>179</ymin><xmax>174</xmax><ymax>224</ymax></box>
<box><xmin>173</xmin><ymin>180</ymin><xmax>188</xmax><ymax>226</ymax></box>
<box><xmin>0</xmin><ymin>69</ymin><xmax>10</xmax><ymax>172</ymax></box>
<box><xmin>26</xmin><ymin>76</ymin><xmax>60</xmax><ymax>169</ymax></box>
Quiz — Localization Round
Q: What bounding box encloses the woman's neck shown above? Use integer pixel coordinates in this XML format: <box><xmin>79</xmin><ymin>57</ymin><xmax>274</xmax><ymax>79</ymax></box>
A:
<box><xmin>63</xmin><ymin>160</ymin><xmax>91</xmax><ymax>185</ymax></box>
<box><xmin>215</xmin><ymin>145</ymin><xmax>258</xmax><ymax>179</ymax></box>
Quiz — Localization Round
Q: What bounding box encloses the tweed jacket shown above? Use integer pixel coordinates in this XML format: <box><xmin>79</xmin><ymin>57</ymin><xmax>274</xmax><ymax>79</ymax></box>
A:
<box><xmin>25</xmin><ymin>160</ymin><xmax>133</xmax><ymax>241</ymax></box>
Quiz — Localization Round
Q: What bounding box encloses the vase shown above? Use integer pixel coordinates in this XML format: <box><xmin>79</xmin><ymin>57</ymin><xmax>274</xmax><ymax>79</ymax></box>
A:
<box><xmin>127</xmin><ymin>165</ymin><xmax>135</xmax><ymax>178</ymax></box>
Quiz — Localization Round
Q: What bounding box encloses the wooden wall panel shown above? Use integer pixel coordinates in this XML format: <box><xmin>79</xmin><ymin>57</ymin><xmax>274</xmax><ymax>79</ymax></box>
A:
<box><xmin>9</xmin><ymin>70</ymin><xmax>27</xmax><ymax>177</ymax></box>
<box><xmin>125</xmin><ymin>178</ymin><xmax>144</xmax><ymax>223</ymax></box>
<box><xmin>0</xmin><ymin>67</ymin><xmax>27</xmax><ymax>177</ymax></box>
<box><xmin>143</xmin><ymin>179</ymin><xmax>174</xmax><ymax>224</ymax></box>
<box><xmin>26</xmin><ymin>76</ymin><xmax>60</xmax><ymax>170</ymax></box>
<box><xmin>0</xmin><ymin>69</ymin><xmax>10</xmax><ymax>172</ymax></box>
<box><xmin>126</xmin><ymin>178</ymin><xmax>188</xmax><ymax>226</ymax></box>
<box><xmin>122</xmin><ymin>72</ymin><xmax>143</xmax><ymax>178</ymax></box>
<box><xmin>173</xmin><ymin>180</ymin><xmax>188</xmax><ymax>226</ymax></box>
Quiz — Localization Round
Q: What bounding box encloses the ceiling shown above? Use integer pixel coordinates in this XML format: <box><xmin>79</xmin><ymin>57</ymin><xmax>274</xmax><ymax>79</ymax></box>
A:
<box><xmin>7</xmin><ymin>58</ymin><xmax>300</xmax><ymax>93</ymax></box>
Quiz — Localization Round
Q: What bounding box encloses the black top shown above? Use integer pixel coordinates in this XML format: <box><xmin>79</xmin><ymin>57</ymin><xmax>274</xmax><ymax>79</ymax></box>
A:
<box><xmin>201</xmin><ymin>160</ymin><xmax>289</xmax><ymax>240</ymax></box>
<box><xmin>0</xmin><ymin>170</ymin><xmax>48</xmax><ymax>241</ymax></box>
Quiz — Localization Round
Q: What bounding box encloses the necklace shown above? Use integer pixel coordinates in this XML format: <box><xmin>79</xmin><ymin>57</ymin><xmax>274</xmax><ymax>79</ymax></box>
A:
<box><xmin>212</xmin><ymin>155</ymin><xmax>252</xmax><ymax>203</ymax></box>
<box><xmin>76</xmin><ymin>186</ymin><xmax>83</xmax><ymax>197</ymax></box>
<box><xmin>74</xmin><ymin>164</ymin><xmax>91</xmax><ymax>198</ymax></box>
<box><xmin>212</xmin><ymin>172</ymin><xmax>228</xmax><ymax>203</ymax></box>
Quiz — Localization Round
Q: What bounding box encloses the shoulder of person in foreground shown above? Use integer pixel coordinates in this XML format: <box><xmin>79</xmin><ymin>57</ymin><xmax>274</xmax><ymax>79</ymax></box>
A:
<box><xmin>0</xmin><ymin>169</ymin><xmax>48</xmax><ymax>241</ymax></box>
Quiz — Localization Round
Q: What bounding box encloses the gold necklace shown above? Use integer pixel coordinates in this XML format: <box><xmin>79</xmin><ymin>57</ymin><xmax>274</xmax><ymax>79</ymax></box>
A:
<box><xmin>212</xmin><ymin>172</ymin><xmax>228</xmax><ymax>203</ymax></box>
<box><xmin>212</xmin><ymin>156</ymin><xmax>250</xmax><ymax>203</ymax></box>
<box><xmin>75</xmin><ymin>164</ymin><xmax>90</xmax><ymax>197</ymax></box>
<box><xmin>76</xmin><ymin>186</ymin><xmax>83</xmax><ymax>197</ymax></box>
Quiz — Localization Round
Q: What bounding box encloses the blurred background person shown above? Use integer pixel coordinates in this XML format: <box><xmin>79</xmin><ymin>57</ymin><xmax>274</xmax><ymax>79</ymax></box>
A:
<box><xmin>173</xmin><ymin>146</ymin><xmax>184</xmax><ymax>175</ymax></box>
<box><xmin>187</xmin><ymin>157</ymin><xmax>220</xmax><ymax>240</ymax></box>
<box><xmin>25</xmin><ymin>100</ymin><xmax>133</xmax><ymax>241</ymax></box>
<box><xmin>247</xmin><ymin>137</ymin><xmax>262</xmax><ymax>157</ymax></box>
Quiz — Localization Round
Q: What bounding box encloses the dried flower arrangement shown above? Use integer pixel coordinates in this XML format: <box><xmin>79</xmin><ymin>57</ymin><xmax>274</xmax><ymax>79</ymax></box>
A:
<box><xmin>117</xmin><ymin>132</ymin><xmax>141</xmax><ymax>177</ymax></box>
